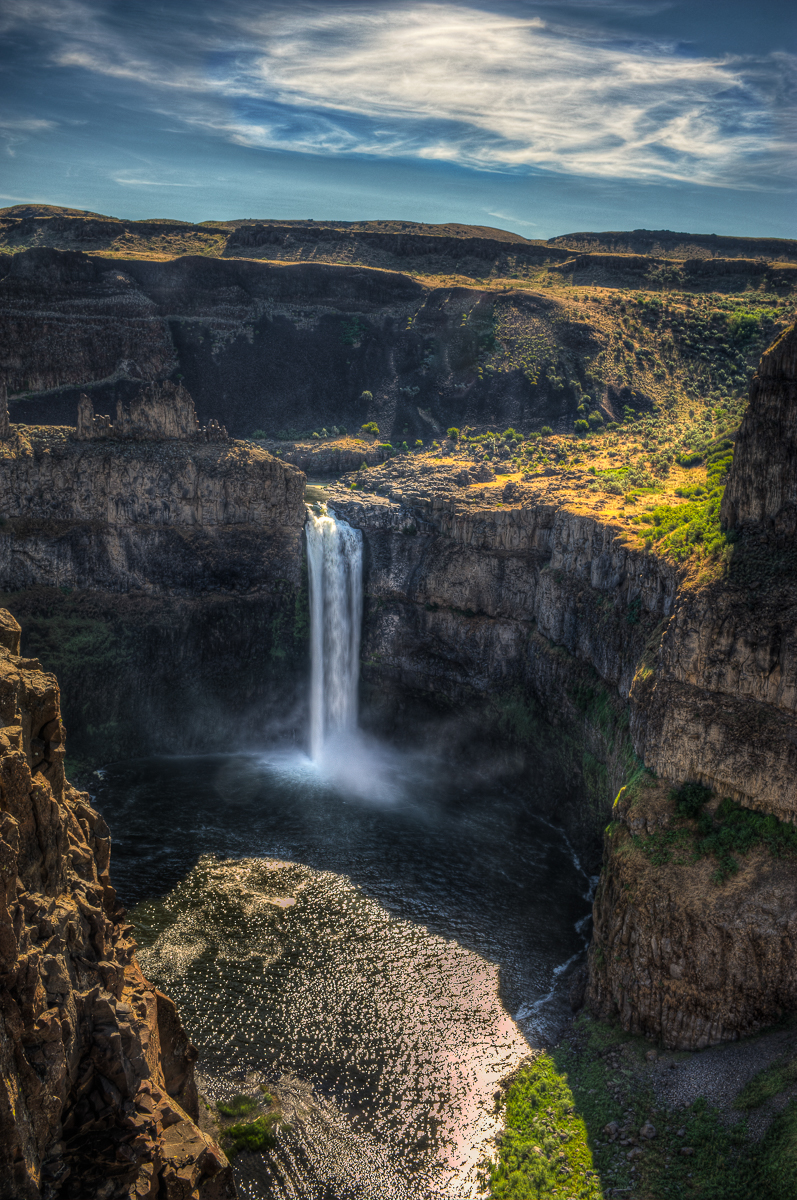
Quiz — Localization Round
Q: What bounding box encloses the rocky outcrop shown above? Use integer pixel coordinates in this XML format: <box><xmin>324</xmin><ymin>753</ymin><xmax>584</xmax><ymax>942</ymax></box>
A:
<box><xmin>325</xmin><ymin>475</ymin><xmax>675</xmax><ymax>844</ymax></box>
<box><xmin>322</xmin><ymin>326</ymin><xmax>797</xmax><ymax>1047</ymax></box>
<box><xmin>721</xmin><ymin>318</ymin><xmax>797</xmax><ymax>534</ymax></box>
<box><xmin>588</xmin><ymin>322</ymin><xmax>797</xmax><ymax>1047</ymax></box>
<box><xmin>75</xmin><ymin>382</ymin><xmax>228</xmax><ymax>443</ymax></box>
<box><xmin>588</xmin><ymin>781</ymin><xmax>797</xmax><ymax>1051</ymax></box>
<box><xmin>0</xmin><ymin>609</ymin><xmax>235</xmax><ymax>1199</ymax></box>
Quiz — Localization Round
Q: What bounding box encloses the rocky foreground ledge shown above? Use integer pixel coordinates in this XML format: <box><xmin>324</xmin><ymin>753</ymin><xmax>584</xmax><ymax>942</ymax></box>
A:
<box><xmin>0</xmin><ymin>608</ymin><xmax>235</xmax><ymax>1200</ymax></box>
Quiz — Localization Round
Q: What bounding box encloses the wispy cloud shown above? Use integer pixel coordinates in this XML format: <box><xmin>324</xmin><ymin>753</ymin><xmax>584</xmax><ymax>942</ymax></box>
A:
<box><xmin>2</xmin><ymin>1</ymin><xmax>793</xmax><ymax>187</ymax></box>
<box><xmin>0</xmin><ymin>116</ymin><xmax>57</xmax><ymax>155</ymax></box>
<box><xmin>486</xmin><ymin>210</ymin><xmax>537</xmax><ymax>227</ymax></box>
<box><xmin>112</xmin><ymin>174</ymin><xmax>200</xmax><ymax>187</ymax></box>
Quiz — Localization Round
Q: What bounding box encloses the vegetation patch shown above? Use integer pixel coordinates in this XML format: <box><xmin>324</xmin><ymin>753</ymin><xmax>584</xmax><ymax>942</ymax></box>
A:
<box><xmin>735</xmin><ymin>1058</ymin><xmax>797</xmax><ymax>1112</ymax></box>
<box><xmin>215</xmin><ymin>1090</ymin><xmax>284</xmax><ymax>1158</ymax></box>
<box><xmin>483</xmin><ymin>1013</ymin><xmax>797</xmax><ymax>1199</ymax></box>
<box><xmin>633</xmin><ymin>783</ymin><xmax>797</xmax><ymax>882</ymax></box>
<box><xmin>222</xmin><ymin>1113</ymin><xmax>280</xmax><ymax>1156</ymax></box>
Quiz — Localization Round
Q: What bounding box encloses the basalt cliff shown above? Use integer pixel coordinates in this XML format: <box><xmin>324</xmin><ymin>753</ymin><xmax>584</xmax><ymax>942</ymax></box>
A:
<box><xmin>318</xmin><ymin>319</ymin><xmax>797</xmax><ymax>1050</ymax></box>
<box><xmin>0</xmin><ymin>387</ymin><xmax>306</xmax><ymax>764</ymax></box>
<box><xmin>0</xmin><ymin>608</ymin><xmax>235</xmax><ymax>1200</ymax></box>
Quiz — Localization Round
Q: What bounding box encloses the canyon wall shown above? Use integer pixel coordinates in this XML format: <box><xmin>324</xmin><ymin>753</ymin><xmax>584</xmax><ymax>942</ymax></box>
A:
<box><xmin>0</xmin><ymin>428</ymin><xmax>307</xmax><ymax>763</ymax></box>
<box><xmin>325</xmin><ymin>482</ymin><xmax>674</xmax><ymax>845</ymax></box>
<box><xmin>0</xmin><ymin>249</ymin><xmax>588</xmax><ymax>440</ymax></box>
<box><xmin>722</xmin><ymin>320</ymin><xmax>797</xmax><ymax>534</ymax></box>
<box><xmin>0</xmin><ymin>609</ymin><xmax>235</xmax><ymax>1200</ymax></box>
<box><xmin>320</xmin><ymin>321</ymin><xmax>797</xmax><ymax>1048</ymax></box>
<box><xmin>589</xmin><ymin>320</ymin><xmax>797</xmax><ymax>1048</ymax></box>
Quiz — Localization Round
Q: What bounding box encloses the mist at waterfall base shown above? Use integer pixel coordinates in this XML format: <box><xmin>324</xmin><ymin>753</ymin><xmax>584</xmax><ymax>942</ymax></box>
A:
<box><xmin>93</xmin><ymin>512</ymin><xmax>594</xmax><ymax>1198</ymax></box>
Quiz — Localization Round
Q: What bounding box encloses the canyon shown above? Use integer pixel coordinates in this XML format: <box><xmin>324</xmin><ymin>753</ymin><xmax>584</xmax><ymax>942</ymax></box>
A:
<box><xmin>0</xmin><ymin>212</ymin><xmax>796</xmax><ymax>1194</ymax></box>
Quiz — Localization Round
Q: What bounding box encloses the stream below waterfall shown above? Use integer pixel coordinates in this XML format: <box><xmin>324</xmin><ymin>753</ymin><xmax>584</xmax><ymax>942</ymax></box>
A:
<box><xmin>92</xmin><ymin>511</ymin><xmax>593</xmax><ymax>1199</ymax></box>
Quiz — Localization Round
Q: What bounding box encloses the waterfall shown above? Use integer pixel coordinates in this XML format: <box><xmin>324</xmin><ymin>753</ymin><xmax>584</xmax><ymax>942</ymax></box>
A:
<box><xmin>305</xmin><ymin>508</ymin><xmax>364</xmax><ymax>763</ymax></box>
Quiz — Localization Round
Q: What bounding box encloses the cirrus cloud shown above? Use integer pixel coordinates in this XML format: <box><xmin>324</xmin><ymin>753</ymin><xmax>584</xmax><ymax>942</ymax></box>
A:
<box><xmin>6</xmin><ymin>0</ymin><xmax>795</xmax><ymax>188</ymax></box>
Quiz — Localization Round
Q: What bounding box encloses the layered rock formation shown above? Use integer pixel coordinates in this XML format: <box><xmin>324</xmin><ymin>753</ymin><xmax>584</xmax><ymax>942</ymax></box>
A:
<box><xmin>0</xmin><ymin>424</ymin><xmax>307</xmax><ymax>763</ymax></box>
<box><xmin>0</xmin><ymin>609</ymin><xmax>235</xmax><ymax>1200</ymax></box>
<box><xmin>588</xmin><ymin>320</ymin><xmax>797</xmax><ymax>1047</ymax></box>
<box><xmin>315</xmin><ymin>321</ymin><xmax>797</xmax><ymax>1047</ymax></box>
<box><xmin>325</xmin><ymin>473</ymin><xmax>675</xmax><ymax>844</ymax></box>
<box><xmin>0</xmin><ymin>248</ymin><xmax>589</xmax><ymax>440</ymax></box>
<box><xmin>588</xmin><ymin>781</ymin><xmax>797</xmax><ymax>1051</ymax></box>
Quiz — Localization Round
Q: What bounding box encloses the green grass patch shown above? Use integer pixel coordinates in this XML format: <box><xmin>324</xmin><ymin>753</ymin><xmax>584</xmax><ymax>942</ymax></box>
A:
<box><xmin>633</xmin><ymin>784</ymin><xmax>797</xmax><ymax>882</ymax></box>
<box><xmin>483</xmin><ymin>1013</ymin><xmax>796</xmax><ymax>1199</ymax></box>
<box><xmin>221</xmin><ymin>1113</ymin><xmax>280</xmax><ymax>1156</ymax></box>
<box><xmin>481</xmin><ymin>1055</ymin><xmax>603</xmax><ymax>1199</ymax></box>
<box><xmin>735</xmin><ymin>1058</ymin><xmax>797</xmax><ymax>1112</ymax></box>
<box><xmin>217</xmin><ymin>1094</ymin><xmax>259</xmax><ymax>1119</ymax></box>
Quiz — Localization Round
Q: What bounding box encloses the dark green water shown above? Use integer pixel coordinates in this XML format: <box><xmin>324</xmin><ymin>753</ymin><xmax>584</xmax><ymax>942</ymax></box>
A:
<box><xmin>95</xmin><ymin>744</ymin><xmax>592</xmax><ymax>1199</ymax></box>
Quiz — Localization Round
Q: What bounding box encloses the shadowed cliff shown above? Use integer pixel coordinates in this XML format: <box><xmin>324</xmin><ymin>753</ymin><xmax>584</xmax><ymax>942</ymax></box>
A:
<box><xmin>0</xmin><ymin>609</ymin><xmax>236</xmax><ymax>1200</ymax></box>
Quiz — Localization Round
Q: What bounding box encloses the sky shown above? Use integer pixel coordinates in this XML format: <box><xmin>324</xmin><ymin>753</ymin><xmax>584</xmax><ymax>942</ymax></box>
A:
<box><xmin>0</xmin><ymin>0</ymin><xmax>795</xmax><ymax>238</ymax></box>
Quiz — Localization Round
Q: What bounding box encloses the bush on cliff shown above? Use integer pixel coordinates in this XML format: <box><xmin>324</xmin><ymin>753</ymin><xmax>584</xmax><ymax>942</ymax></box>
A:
<box><xmin>634</xmin><ymin>784</ymin><xmax>797</xmax><ymax>882</ymax></box>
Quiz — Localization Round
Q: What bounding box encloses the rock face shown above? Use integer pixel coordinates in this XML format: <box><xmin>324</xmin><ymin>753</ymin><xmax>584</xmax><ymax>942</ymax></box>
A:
<box><xmin>326</xmin><ymin>477</ymin><xmax>677</xmax><ymax>846</ymax></box>
<box><xmin>587</xmin><ymin>322</ymin><xmax>797</xmax><ymax>1048</ymax></box>
<box><xmin>721</xmin><ymin>318</ymin><xmax>797</xmax><ymax>534</ymax></box>
<box><xmin>0</xmin><ymin>428</ymin><xmax>307</xmax><ymax>763</ymax></box>
<box><xmin>323</xmin><ymin>317</ymin><xmax>797</xmax><ymax>1047</ymax></box>
<box><xmin>0</xmin><ymin>249</ymin><xmax>589</xmax><ymax>440</ymax></box>
<box><xmin>75</xmin><ymin>382</ymin><xmax>228</xmax><ymax>443</ymax></box>
<box><xmin>588</xmin><ymin>782</ymin><xmax>797</xmax><ymax>1052</ymax></box>
<box><xmin>0</xmin><ymin>609</ymin><xmax>235</xmax><ymax>1200</ymax></box>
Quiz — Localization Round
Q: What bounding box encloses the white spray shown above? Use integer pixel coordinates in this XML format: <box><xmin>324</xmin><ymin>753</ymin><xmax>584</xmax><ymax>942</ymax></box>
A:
<box><xmin>305</xmin><ymin>509</ymin><xmax>364</xmax><ymax>763</ymax></box>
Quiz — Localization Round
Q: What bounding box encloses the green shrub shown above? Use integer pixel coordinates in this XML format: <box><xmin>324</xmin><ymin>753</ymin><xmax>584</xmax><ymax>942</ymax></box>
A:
<box><xmin>587</xmin><ymin>411</ymin><xmax>604</xmax><ymax>428</ymax></box>
<box><xmin>677</xmin><ymin>450</ymin><xmax>703</xmax><ymax>467</ymax></box>
<box><xmin>635</xmin><ymin>784</ymin><xmax>797</xmax><ymax>882</ymax></box>
<box><xmin>222</xmin><ymin>1114</ymin><xmax>279</xmax><ymax>1156</ymax></box>
<box><xmin>728</xmin><ymin>312</ymin><xmax>760</xmax><ymax>341</ymax></box>
<box><xmin>480</xmin><ymin>1057</ymin><xmax>601</xmax><ymax>1199</ymax></box>
<box><xmin>676</xmin><ymin>782</ymin><xmax>713</xmax><ymax>819</ymax></box>
<box><xmin>414</xmin><ymin>439</ymin><xmax>423</xmax><ymax>447</ymax></box>
<box><xmin>251</xmin><ymin>429</ymin><xmax>268</xmax><ymax>440</ymax></box>
<box><xmin>541</xmin><ymin>426</ymin><xmax>553</xmax><ymax>436</ymax></box>
<box><xmin>361</xmin><ymin>421</ymin><xmax>379</xmax><ymax>435</ymax></box>
<box><xmin>217</xmin><ymin>1094</ymin><xmax>258</xmax><ymax>1120</ymax></box>
<box><xmin>447</xmin><ymin>426</ymin><xmax>460</xmax><ymax>441</ymax></box>
<box><xmin>574</xmin><ymin>419</ymin><xmax>590</xmax><ymax>433</ymax></box>
<box><xmin>361</xmin><ymin>390</ymin><xmax>373</xmax><ymax>401</ymax></box>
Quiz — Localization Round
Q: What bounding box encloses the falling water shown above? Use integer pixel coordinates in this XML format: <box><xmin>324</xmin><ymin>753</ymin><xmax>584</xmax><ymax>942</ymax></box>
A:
<box><xmin>305</xmin><ymin>508</ymin><xmax>363</xmax><ymax>762</ymax></box>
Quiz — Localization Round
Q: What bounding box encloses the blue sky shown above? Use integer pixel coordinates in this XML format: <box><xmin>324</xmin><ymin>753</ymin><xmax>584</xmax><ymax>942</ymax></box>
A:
<box><xmin>0</xmin><ymin>0</ymin><xmax>795</xmax><ymax>238</ymax></box>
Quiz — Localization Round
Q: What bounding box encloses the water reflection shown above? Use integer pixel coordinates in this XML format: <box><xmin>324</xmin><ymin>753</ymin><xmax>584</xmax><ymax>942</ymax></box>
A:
<box><xmin>95</xmin><ymin>750</ymin><xmax>591</xmax><ymax>1198</ymax></box>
